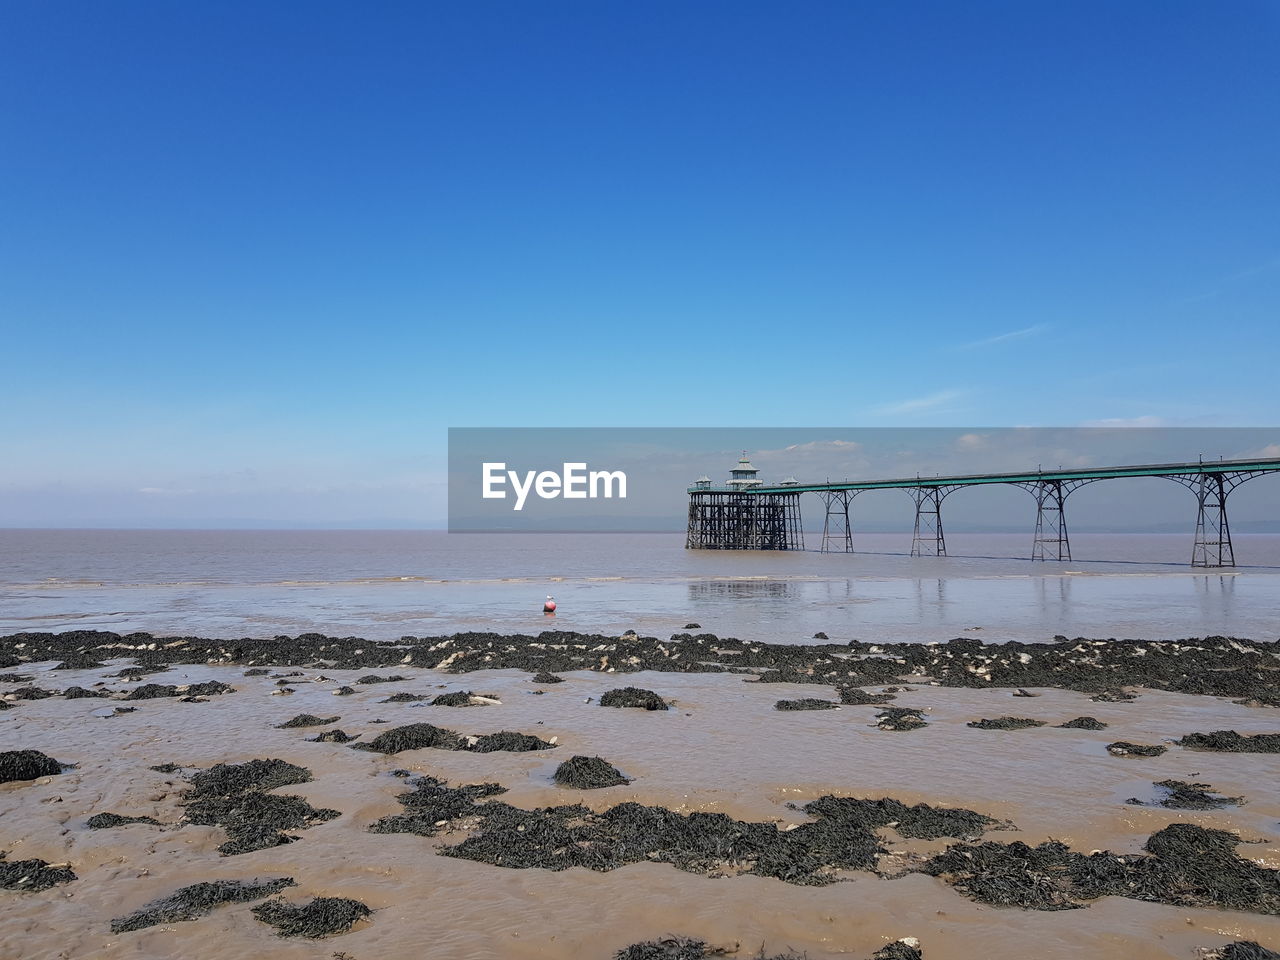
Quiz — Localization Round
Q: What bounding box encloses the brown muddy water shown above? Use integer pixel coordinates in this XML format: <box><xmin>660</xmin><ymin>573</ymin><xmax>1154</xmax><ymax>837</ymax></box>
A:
<box><xmin>3</xmin><ymin>660</ymin><xmax>1279</xmax><ymax>960</ymax></box>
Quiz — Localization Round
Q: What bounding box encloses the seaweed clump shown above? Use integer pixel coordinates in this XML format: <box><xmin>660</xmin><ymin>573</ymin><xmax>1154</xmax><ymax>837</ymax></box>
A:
<box><xmin>1106</xmin><ymin>741</ymin><xmax>1167</xmax><ymax>757</ymax></box>
<box><xmin>612</xmin><ymin>935</ymin><xmax>921</xmax><ymax>960</ymax></box>
<box><xmin>7</xmin><ymin>686</ymin><xmax>57</xmax><ymax>700</ymax></box>
<box><xmin>276</xmin><ymin>714</ymin><xmax>339</xmax><ymax>728</ymax></box>
<box><xmin>922</xmin><ymin>822</ymin><xmax>1280</xmax><ymax>914</ymax></box>
<box><xmin>1056</xmin><ymin>716</ymin><xmax>1107</xmax><ymax>730</ymax></box>
<box><xmin>63</xmin><ymin>686</ymin><xmax>110</xmax><ymax>699</ymax></box>
<box><xmin>369</xmin><ymin>776</ymin><xmax>508</xmax><ymax>836</ymax></box>
<box><xmin>181</xmin><ymin>759</ymin><xmax>339</xmax><ymax>856</ymax></box>
<box><xmin>1177</xmin><ymin>731</ymin><xmax>1280</xmax><ymax>753</ymax></box>
<box><xmin>1127</xmin><ymin>780</ymin><xmax>1242</xmax><ymax>810</ymax></box>
<box><xmin>875</xmin><ymin>708</ymin><xmax>927</xmax><ymax>731</ymax></box>
<box><xmin>532</xmin><ymin>672</ymin><xmax>564</xmax><ymax>683</ymax></box>
<box><xmin>837</xmin><ymin>687</ymin><xmax>895</xmax><ymax>705</ymax></box>
<box><xmin>87</xmin><ymin>812</ymin><xmax>162</xmax><ymax>829</ymax></box>
<box><xmin>376</xmin><ymin>776</ymin><xmax>996</xmax><ymax>886</ymax></box>
<box><xmin>775</xmin><ymin>699</ymin><xmax>838</xmax><ymax>711</ymax></box>
<box><xmin>1203</xmin><ymin>944</ymin><xmax>1280</xmax><ymax>960</ymax></box>
<box><xmin>251</xmin><ymin>896</ymin><xmax>371</xmax><ymax>938</ymax></box>
<box><xmin>381</xmin><ymin>692</ymin><xmax>427</xmax><ymax>703</ymax></box>
<box><xmin>966</xmin><ymin>717</ymin><xmax>1046</xmax><ymax>730</ymax></box>
<box><xmin>0</xmin><ymin>853</ymin><xmax>76</xmax><ymax>892</ymax></box>
<box><xmin>4</xmin><ymin>629</ymin><xmax>1277</xmax><ymax>705</ymax></box>
<box><xmin>351</xmin><ymin>721</ymin><xmax>555</xmax><ymax>755</ymax></box>
<box><xmin>124</xmin><ymin>684</ymin><xmax>180</xmax><ymax>700</ymax></box>
<box><xmin>184</xmin><ymin>681</ymin><xmax>234</xmax><ymax>697</ymax></box>
<box><xmin>554</xmin><ymin>756</ymin><xmax>631</xmax><ymax>789</ymax></box>
<box><xmin>308</xmin><ymin>729</ymin><xmax>358</xmax><ymax>743</ymax></box>
<box><xmin>600</xmin><ymin>687</ymin><xmax>670</xmax><ymax>711</ymax></box>
<box><xmin>110</xmin><ymin>877</ymin><xmax>296</xmax><ymax>932</ymax></box>
<box><xmin>354</xmin><ymin>723</ymin><xmax>463</xmax><ymax>753</ymax></box>
<box><xmin>356</xmin><ymin>674</ymin><xmax>407</xmax><ymax>684</ymax></box>
<box><xmin>0</xmin><ymin>749</ymin><xmax>63</xmax><ymax>784</ymax></box>
<box><xmin>431</xmin><ymin>691</ymin><xmax>496</xmax><ymax>706</ymax></box>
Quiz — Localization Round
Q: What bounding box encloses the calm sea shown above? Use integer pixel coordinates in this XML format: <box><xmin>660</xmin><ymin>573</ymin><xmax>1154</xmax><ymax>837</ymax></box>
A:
<box><xmin>1</xmin><ymin>529</ymin><xmax>1277</xmax><ymax>643</ymax></box>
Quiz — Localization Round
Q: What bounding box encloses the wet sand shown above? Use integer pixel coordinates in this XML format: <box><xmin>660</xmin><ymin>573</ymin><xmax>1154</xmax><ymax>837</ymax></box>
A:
<box><xmin>3</xmin><ymin>645</ymin><xmax>1280</xmax><ymax>959</ymax></box>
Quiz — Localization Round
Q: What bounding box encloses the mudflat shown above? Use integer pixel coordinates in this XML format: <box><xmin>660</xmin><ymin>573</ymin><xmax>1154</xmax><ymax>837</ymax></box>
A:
<box><xmin>1</xmin><ymin>629</ymin><xmax>1278</xmax><ymax>960</ymax></box>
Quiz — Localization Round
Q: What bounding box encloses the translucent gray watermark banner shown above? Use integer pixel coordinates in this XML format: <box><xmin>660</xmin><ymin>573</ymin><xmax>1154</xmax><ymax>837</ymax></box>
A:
<box><xmin>447</xmin><ymin>427</ymin><xmax>1279</xmax><ymax>533</ymax></box>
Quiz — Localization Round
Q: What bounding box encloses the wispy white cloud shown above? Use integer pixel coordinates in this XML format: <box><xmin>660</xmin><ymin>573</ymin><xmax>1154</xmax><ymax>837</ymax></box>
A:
<box><xmin>1078</xmin><ymin>416</ymin><xmax>1170</xmax><ymax>428</ymax></box>
<box><xmin>782</xmin><ymin>440</ymin><xmax>861</xmax><ymax>453</ymax></box>
<box><xmin>960</xmin><ymin>324</ymin><xmax>1048</xmax><ymax>349</ymax></box>
<box><xmin>1177</xmin><ymin>253</ymin><xmax>1280</xmax><ymax>305</ymax></box>
<box><xmin>873</xmin><ymin>389</ymin><xmax>967</xmax><ymax>416</ymax></box>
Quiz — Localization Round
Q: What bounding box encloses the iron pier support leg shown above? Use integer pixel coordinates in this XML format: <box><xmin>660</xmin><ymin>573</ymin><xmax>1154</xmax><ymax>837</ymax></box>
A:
<box><xmin>910</xmin><ymin>487</ymin><xmax>947</xmax><ymax>557</ymax></box>
<box><xmin>821</xmin><ymin>490</ymin><xmax>853</xmax><ymax>553</ymax></box>
<box><xmin>1191</xmin><ymin>474</ymin><xmax>1235</xmax><ymax>568</ymax></box>
<box><xmin>1031</xmin><ymin>479</ymin><xmax>1071</xmax><ymax>561</ymax></box>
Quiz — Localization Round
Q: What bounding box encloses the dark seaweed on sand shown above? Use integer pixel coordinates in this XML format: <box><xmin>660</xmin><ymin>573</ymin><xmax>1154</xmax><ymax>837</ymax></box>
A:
<box><xmin>532</xmin><ymin>672</ymin><xmax>564</xmax><ymax>683</ymax></box>
<box><xmin>1126</xmin><ymin>780</ymin><xmax>1242</xmax><ymax>810</ymax></box>
<box><xmin>110</xmin><ymin>877</ymin><xmax>295</xmax><ymax>932</ymax></box>
<box><xmin>123</xmin><ymin>683</ymin><xmax>180</xmax><ymax>700</ymax></box>
<box><xmin>381</xmin><ymin>692</ymin><xmax>427</xmax><ymax>703</ymax></box>
<box><xmin>374</xmin><ymin>775</ymin><xmax>997</xmax><ymax>885</ymax></box>
<box><xmin>0</xmin><ymin>749</ymin><xmax>62</xmax><ymax>784</ymax></box>
<box><xmin>600</xmin><ymin>687</ymin><xmax>670</xmax><ymax>711</ymax></box>
<box><xmin>251</xmin><ymin>896</ymin><xmax>371</xmax><ymax>938</ymax></box>
<box><xmin>276</xmin><ymin>714</ymin><xmax>339</xmax><ymax>728</ymax></box>
<box><xmin>308</xmin><ymin>729</ymin><xmax>358</xmax><ymax>743</ymax></box>
<box><xmin>185</xmin><ymin>680</ymin><xmax>234</xmax><ymax>697</ymax></box>
<box><xmin>356</xmin><ymin>674</ymin><xmax>407</xmax><ymax>684</ymax></box>
<box><xmin>1204</xmin><ymin>943</ymin><xmax>1280</xmax><ymax>960</ymax></box>
<box><xmin>0</xmin><ymin>854</ymin><xmax>76</xmax><ymax>892</ymax></box>
<box><xmin>1056</xmin><ymin>716</ymin><xmax>1107</xmax><ymax>730</ymax></box>
<box><xmin>180</xmin><ymin>759</ymin><xmax>339</xmax><ymax>856</ymax></box>
<box><xmin>837</xmin><ymin>687</ymin><xmax>895</xmax><ymax>705</ymax></box>
<box><xmin>0</xmin><ymin>674</ymin><xmax>33</xmax><ymax>684</ymax></box>
<box><xmin>618</xmin><ymin>940</ymin><xmax>923</xmax><ymax>960</ymax></box>
<box><xmin>5</xmin><ymin>629</ymin><xmax>1279</xmax><ymax>707</ymax></box>
<box><xmin>63</xmin><ymin>686</ymin><xmax>110</xmax><ymax>699</ymax></box>
<box><xmin>87</xmin><ymin>812</ymin><xmax>162</xmax><ymax>829</ymax></box>
<box><xmin>369</xmin><ymin>776</ymin><xmax>508</xmax><ymax>837</ymax></box>
<box><xmin>775</xmin><ymin>698</ymin><xmax>838</xmax><ymax>711</ymax></box>
<box><xmin>966</xmin><ymin>717</ymin><xmax>1046</xmax><ymax>730</ymax></box>
<box><xmin>472</xmin><ymin>731</ymin><xmax>555</xmax><ymax>752</ymax></box>
<box><xmin>1106</xmin><ymin>741</ymin><xmax>1167</xmax><ymax>757</ymax></box>
<box><xmin>7</xmin><ymin>686</ymin><xmax>56</xmax><ymax>700</ymax></box>
<box><xmin>431</xmin><ymin>690</ymin><xmax>490</xmax><ymax>706</ymax></box>
<box><xmin>875</xmin><ymin>708</ymin><xmax>927</xmax><ymax>731</ymax></box>
<box><xmin>351</xmin><ymin>722</ymin><xmax>554</xmax><ymax>755</ymax></box>
<box><xmin>923</xmin><ymin>822</ymin><xmax>1280</xmax><ymax>914</ymax></box>
<box><xmin>244</xmin><ymin>668</ymin><xmax>270</xmax><ymax>676</ymax></box>
<box><xmin>354</xmin><ymin>722</ymin><xmax>462</xmax><ymax>753</ymax></box>
<box><xmin>554</xmin><ymin>756</ymin><xmax>631</xmax><ymax>789</ymax></box>
<box><xmin>1177</xmin><ymin>731</ymin><xmax>1280</xmax><ymax>753</ymax></box>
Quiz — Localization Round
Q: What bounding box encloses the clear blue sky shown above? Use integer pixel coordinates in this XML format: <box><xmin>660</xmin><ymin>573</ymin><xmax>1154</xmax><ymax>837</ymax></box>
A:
<box><xmin>2</xmin><ymin>1</ymin><xmax>1278</xmax><ymax>525</ymax></box>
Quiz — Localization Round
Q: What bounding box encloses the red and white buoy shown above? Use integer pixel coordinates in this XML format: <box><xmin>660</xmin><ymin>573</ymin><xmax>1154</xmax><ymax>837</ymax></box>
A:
<box><xmin>543</xmin><ymin>595</ymin><xmax>557</xmax><ymax>614</ymax></box>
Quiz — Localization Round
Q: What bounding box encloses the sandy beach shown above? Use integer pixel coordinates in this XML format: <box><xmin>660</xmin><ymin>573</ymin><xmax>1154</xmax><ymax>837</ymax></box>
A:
<box><xmin>3</xmin><ymin>628</ymin><xmax>1278</xmax><ymax>959</ymax></box>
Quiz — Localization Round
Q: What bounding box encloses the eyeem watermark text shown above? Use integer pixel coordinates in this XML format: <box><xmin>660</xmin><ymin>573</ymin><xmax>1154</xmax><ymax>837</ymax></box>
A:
<box><xmin>482</xmin><ymin>462</ymin><xmax>628</xmax><ymax>511</ymax></box>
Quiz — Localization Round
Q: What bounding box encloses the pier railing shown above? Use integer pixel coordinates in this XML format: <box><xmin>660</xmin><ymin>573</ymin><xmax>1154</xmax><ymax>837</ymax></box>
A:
<box><xmin>685</xmin><ymin>457</ymin><xmax>1280</xmax><ymax>567</ymax></box>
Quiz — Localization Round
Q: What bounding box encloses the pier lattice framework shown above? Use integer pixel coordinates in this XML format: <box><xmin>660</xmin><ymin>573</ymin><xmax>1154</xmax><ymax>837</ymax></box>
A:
<box><xmin>686</xmin><ymin>457</ymin><xmax>1280</xmax><ymax>567</ymax></box>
